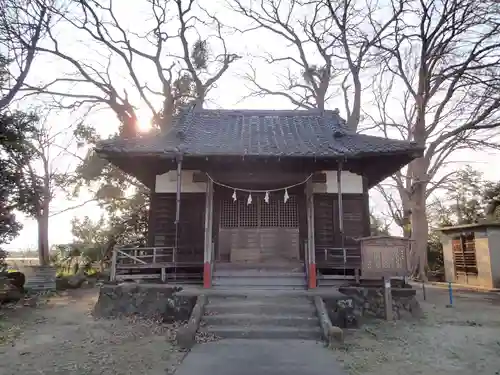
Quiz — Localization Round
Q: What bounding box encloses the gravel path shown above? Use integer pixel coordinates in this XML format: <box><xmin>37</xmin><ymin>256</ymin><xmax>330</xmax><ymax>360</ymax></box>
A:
<box><xmin>0</xmin><ymin>288</ymin><xmax>183</xmax><ymax>375</ymax></box>
<box><xmin>333</xmin><ymin>286</ymin><xmax>500</xmax><ymax>375</ymax></box>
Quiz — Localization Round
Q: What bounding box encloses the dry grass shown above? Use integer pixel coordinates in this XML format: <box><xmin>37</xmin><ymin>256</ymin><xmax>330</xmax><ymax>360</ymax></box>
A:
<box><xmin>333</xmin><ymin>287</ymin><xmax>500</xmax><ymax>375</ymax></box>
<box><xmin>0</xmin><ymin>288</ymin><xmax>184</xmax><ymax>375</ymax></box>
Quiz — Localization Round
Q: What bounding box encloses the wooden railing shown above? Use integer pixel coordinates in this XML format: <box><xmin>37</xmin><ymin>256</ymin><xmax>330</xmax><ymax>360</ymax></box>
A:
<box><xmin>315</xmin><ymin>246</ymin><xmax>361</xmax><ymax>268</ymax></box>
<box><xmin>115</xmin><ymin>246</ymin><xmax>175</xmax><ymax>265</ymax></box>
<box><xmin>110</xmin><ymin>246</ymin><xmax>204</xmax><ymax>281</ymax></box>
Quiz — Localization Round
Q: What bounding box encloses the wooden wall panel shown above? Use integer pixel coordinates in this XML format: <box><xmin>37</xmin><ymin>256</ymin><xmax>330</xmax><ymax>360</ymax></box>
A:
<box><xmin>297</xmin><ymin>193</ymin><xmax>307</xmax><ymax>261</ymax></box>
<box><xmin>313</xmin><ymin>194</ymin><xmax>336</xmax><ymax>247</ymax></box>
<box><xmin>313</xmin><ymin>193</ymin><xmax>368</xmax><ymax>269</ymax></box>
<box><xmin>149</xmin><ymin>193</ymin><xmax>205</xmax><ymax>262</ymax></box>
<box><xmin>219</xmin><ymin>228</ymin><xmax>300</xmax><ymax>264</ymax></box>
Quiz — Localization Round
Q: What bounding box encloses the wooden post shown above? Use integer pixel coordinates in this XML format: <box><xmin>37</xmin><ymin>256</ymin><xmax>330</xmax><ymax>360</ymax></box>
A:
<box><xmin>305</xmin><ymin>179</ymin><xmax>316</xmax><ymax>288</ymax></box>
<box><xmin>203</xmin><ymin>178</ymin><xmax>214</xmax><ymax>288</ymax></box>
<box><xmin>161</xmin><ymin>268</ymin><xmax>166</xmax><ymax>283</ymax></box>
<box><xmin>110</xmin><ymin>247</ymin><xmax>118</xmax><ymax>282</ymax></box>
<box><xmin>173</xmin><ymin>154</ymin><xmax>183</xmax><ymax>279</ymax></box>
<box><xmin>337</xmin><ymin>161</ymin><xmax>346</xmax><ymax>277</ymax></box>
<box><xmin>383</xmin><ymin>276</ymin><xmax>393</xmax><ymax>320</ymax></box>
<box><xmin>304</xmin><ymin>241</ymin><xmax>309</xmax><ymax>281</ymax></box>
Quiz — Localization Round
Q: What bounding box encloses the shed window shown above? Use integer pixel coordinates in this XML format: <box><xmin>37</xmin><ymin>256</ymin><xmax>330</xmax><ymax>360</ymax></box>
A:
<box><xmin>452</xmin><ymin>232</ymin><xmax>478</xmax><ymax>276</ymax></box>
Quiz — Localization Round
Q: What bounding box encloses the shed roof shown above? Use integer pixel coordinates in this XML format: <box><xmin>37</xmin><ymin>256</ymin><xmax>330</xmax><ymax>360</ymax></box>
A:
<box><xmin>96</xmin><ymin>108</ymin><xmax>422</xmax><ymax>159</ymax></box>
<box><xmin>439</xmin><ymin>222</ymin><xmax>500</xmax><ymax>232</ymax></box>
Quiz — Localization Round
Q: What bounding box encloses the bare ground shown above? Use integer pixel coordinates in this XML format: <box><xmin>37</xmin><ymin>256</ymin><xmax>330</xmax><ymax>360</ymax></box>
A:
<box><xmin>0</xmin><ymin>288</ymin><xmax>184</xmax><ymax>375</ymax></box>
<box><xmin>2</xmin><ymin>285</ymin><xmax>500</xmax><ymax>375</ymax></box>
<box><xmin>334</xmin><ymin>286</ymin><xmax>500</xmax><ymax>375</ymax></box>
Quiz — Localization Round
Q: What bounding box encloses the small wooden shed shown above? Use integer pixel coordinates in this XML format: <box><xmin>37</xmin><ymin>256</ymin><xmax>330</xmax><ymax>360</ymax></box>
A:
<box><xmin>439</xmin><ymin>222</ymin><xmax>500</xmax><ymax>288</ymax></box>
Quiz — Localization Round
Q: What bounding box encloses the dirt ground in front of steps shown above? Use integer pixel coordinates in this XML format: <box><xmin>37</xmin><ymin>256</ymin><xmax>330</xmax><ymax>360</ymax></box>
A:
<box><xmin>1</xmin><ymin>284</ymin><xmax>500</xmax><ymax>375</ymax></box>
<box><xmin>0</xmin><ymin>288</ymin><xmax>184</xmax><ymax>375</ymax></box>
<box><xmin>333</xmin><ymin>285</ymin><xmax>500</xmax><ymax>375</ymax></box>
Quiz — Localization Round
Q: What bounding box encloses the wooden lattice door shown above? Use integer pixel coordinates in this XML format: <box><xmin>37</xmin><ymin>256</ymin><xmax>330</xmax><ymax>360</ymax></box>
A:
<box><xmin>218</xmin><ymin>193</ymin><xmax>300</xmax><ymax>264</ymax></box>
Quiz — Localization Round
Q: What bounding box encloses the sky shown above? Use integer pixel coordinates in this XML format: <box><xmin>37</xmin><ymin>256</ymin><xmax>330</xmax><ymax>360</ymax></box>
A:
<box><xmin>4</xmin><ymin>0</ymin><xmax>500</xmax><ymax>251</ymax></box>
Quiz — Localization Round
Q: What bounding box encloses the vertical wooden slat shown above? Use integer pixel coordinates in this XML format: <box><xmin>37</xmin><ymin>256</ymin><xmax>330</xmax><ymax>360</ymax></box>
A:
<box><xmin>298</xmin><ymin>193</ymin><xmax>308</xmax><ymax>261</ymax></box>
<box><xmin>147</xmin><ymin>191</ymin><xmax>157</xmax><ymax>247</ymax></box>
<box><xmin>204</xmin><ymin>179</ymin><xmax>214</xmax><ymax>288</ymax></box>
<box><xmin>212</xmin><ymin>188</ymin><xmax>221</xmax><ymax>261</ymax></box>
<box><xmin>337</xmin><ymin>163</ymin><xmax>345</xmax><ymax>250</ymax></box>
<box><xmin>362</xmin><ymin>177</ymin><xmax>371</xmax><ymax>237</ymax></box>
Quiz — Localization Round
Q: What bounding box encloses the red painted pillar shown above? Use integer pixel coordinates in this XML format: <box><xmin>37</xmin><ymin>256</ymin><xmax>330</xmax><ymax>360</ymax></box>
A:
<box><xmin>203</xmin><ymin>262</ymin><xmax>211</xmax><ymax>288</ymax></box>
<box><xmin>305</xmin><ymin>177</ymin><xmax>316</xmax><ymax>289</ymax></box>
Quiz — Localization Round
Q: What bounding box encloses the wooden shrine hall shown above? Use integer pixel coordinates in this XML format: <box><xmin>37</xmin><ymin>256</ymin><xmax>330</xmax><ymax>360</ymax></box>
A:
<box><xmin>96</xmin><ymin>108</ymin><xmax>422</xmax><ymax>288</ymax></box>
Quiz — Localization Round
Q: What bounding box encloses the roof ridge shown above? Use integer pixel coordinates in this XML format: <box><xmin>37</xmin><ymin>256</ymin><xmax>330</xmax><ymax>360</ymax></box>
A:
<box><xmin>192</xmin><ymin>108</ymin><xmax>341</xmax><ymax>116</ymax></box>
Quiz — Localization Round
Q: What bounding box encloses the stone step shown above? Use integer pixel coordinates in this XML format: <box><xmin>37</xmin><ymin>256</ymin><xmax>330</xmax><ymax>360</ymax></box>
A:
<box><xmin>203</xmin><ymin>313</ymin><xmax>319</xmax><ymax>327</ymax></box>
<box><xmin>214</xmin><ymin>269</ymin><xmax>305</xmax><ymax>278</ymax></box>
<box><xmin>213</xmin><ymin>276</ymin><xmax>307</xmax><ymax>287</ymax></box>
<box><xmin>207</xmin><ymin>295</ymin><xmax>314</xmax><ymax>304</ymax></box>
<box><xmin>212</xmin><ymin>287</ymin><xmax>308</xmax><ymax>292</ymax></box>
<box><xmin>214</xmin><ymin>263</ymin><xmax>304</xmax><ymax>271</ymax></box>
<box><xmin>203</xmin><ymin>325</ymin><xmax>322</xmax><ymax>340</ymax></box>
<box><xmin>205</xmin><ymin>300</ymin><xmax>316</xmax><ymax>316</ymax></box>
<box><xmin>317</xmin><ymin>278</ymin><xmax>348</xmax><ymax>287</ymax></box>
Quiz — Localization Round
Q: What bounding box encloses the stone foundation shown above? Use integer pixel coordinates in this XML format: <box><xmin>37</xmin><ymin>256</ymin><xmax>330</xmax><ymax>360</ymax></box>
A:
<box><xmin>93</xmin><ymin>283</ymin><xmax>196</xmax><ymax>322</ymax></box>
<box><xmin>323</xmin><ymin>287</ymin><xmax>422</xmax><ymax>327</ymax></box>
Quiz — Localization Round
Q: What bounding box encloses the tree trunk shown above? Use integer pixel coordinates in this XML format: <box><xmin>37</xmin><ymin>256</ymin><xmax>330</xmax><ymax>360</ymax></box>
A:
<box><xmin>37</xmin><ymin>191</ymin><xmax>51</xmax><ymax>266</ymax></box>
<box><xmin>37</xmin><ymin>211</ymin><xmax>50</xmax><ymax>266</ymax></box>
<box><xmin>410</xmin><ymin>158</ymin><xmax>429</xmax><ymax>280</ymax></box>
<box><xmin>396</xmin><ymin>183</ymin><xmax>412</xmax><ymax>237</ymax></box>
<box><xmin>347</xmin><ymin>72</ymin><xmax>361</xmax><ymax>131</ymax></box>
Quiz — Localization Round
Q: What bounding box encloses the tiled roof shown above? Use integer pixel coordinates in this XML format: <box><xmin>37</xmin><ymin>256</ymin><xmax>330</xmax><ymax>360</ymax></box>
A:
<box><xmin>96</xmin><ymin>109</ymin><xmax>421</xmax><ymax>158</ymax></box>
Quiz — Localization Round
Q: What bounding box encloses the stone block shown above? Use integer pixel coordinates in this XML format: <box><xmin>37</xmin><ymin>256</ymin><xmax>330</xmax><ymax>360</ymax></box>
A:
<box><xmin>327</xmin><ymin>326</ymin><xmax>344</xmax><ymax>343</ymax></box>
<box><xmin>323</xmin><ymin>295</ymin><xmax>363</xmax><ymax>328</ymax></box>
<box><xmin>334</xmin><ymin>286</ymin><xmax>422</xmax><ymax>322</ymax></box>
<box><xmin>93</xmin><ymin>283</ymin><xmax>196</xmax><ymax>322</ymax></box>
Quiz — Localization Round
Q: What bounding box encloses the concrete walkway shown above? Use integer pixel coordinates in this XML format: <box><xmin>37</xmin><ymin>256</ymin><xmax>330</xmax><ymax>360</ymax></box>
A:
<box><xmin>174</xmin><ymin>339</ymin><xmax>347</xmax><ymax>375</ymax></box>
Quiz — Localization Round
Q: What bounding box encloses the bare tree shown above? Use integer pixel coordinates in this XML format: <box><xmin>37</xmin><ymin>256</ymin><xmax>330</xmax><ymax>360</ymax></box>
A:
<box><xmin>229</xmin><ymin>0</ymin><xmax>402</xmax><ymax>130</ymax></box>
<box><xmin>230</xmin><ymin>0</ymin><xmax>337</xmax><ymax>111</ymax></box>
<box><xmin>370</xmin><ymin>0</ymin><xmax>500</xmax><ymax>278</ymax></box>
<box><xmin>0</xmin><ymin>0</ymin><xmax>56</xmax><ymax>262</ymax></box>
<box><xmin>0</xmin><ymin>0</ymin><xmax>52</xmax><ymax>110</ymax></box>
<box><xmin>14</xmin><ymin>1</ymin><xmax>240</xmax><ymax>259</ymax></box>
<box><xmin>322</xmin><ymin>0</ymin><xmax>404</xmax><ymax>130</ymax></box>
<box><xmin>21</xmin><ymin>0</ymin><xmax>239</xmax><ymax>136</ymax></box>
<box><xmin>3</xmin><ymin>110</ymin><xmax>81</xmax><ymax>265</ymax></box>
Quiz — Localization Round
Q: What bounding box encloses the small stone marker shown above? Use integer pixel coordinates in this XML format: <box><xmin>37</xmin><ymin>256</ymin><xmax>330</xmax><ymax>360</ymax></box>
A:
<box><xmin>176</xmin><ymin>326</ymin><xmax>196</xmax><ymax>350</ymax></box>
<box><xmin>383</xmin><ymin>276</ymin><xmax>393</xmax><ymax>321</ymax></box>
<box><xmin>327</xmin><ymin>326</ymin><xmax>344</xmax><ymax>344</ymax></box>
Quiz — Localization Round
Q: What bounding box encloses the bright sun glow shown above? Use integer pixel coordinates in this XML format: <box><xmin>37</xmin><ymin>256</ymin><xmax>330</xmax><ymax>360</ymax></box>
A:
<box><xmin>136</xmin><ymin>108</ymin><xmax>153</xmax><ymax>132</ymax></box>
